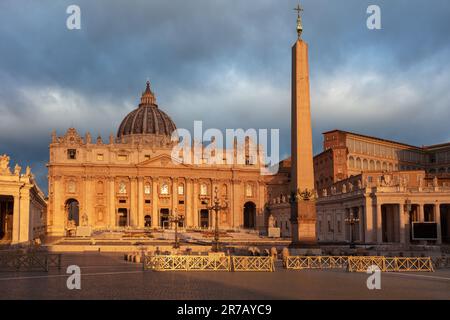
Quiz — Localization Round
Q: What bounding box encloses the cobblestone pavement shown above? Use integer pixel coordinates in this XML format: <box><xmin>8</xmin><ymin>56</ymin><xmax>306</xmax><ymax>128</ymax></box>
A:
<box><xmin>0</xmin><ymin>253</ymin><xmax>449</xmax><ymax>300</ymax></box>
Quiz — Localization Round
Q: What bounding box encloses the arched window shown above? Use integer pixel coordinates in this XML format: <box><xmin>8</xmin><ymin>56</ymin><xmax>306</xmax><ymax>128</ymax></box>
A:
<box><xmin>382</xmin><ymin>162</ymin><xmax>388</xmax><ymax>171</ymax></box>
<box><xmin>200</xmin><ymin>184</ymin><xmax>208</xmax><ymax>196</ymax></box>
<box><xmin>349</xmin><ymin>156</ymin><xmax>355</xmax><ymax>168</ymax></box>
<box><xmin>119</xmin><ymin>182</ymin><xmax>127</xmax><ymax>194</ymax></box>
<box><xmin>178</xmin><ymin>183</ymin><xmax>184</xmax><ymax>195</ymax></box>
<box><xmin>376</xmin><ymin>161</ymin><xmax>381</xmax><ymax>170</ymax></box>
<box><xmin>160</xmin><ymin>183</ymin><xmax>169</xmax><ymax>195</ymax></box>
<box><xmin>369</xmin><ymin>160</ymin><xmax>375</xmax><ymax>170</ymax></box>
<box><xmin>356</xmin><ymin>158</ymin><xmax>362</xmax><ymax>169</ymax></box>
<box><xmin>363</xmin><ymin>159</ymin><xmax>368</xmax><ymax>170</ymax></box>
<box><xmin>144</xmin><ymin>183</ymin><xmax>151</xmax><ymax>195</ymax></box>
<box><xmin>245</xmin><ymin>184</ymin><xmax>253</xmax><ymax>197</ymax></box>
<box><xmin>96</xmin><ymin>181</ymin><xmax>104</xmax><ymax>194</ymax></box>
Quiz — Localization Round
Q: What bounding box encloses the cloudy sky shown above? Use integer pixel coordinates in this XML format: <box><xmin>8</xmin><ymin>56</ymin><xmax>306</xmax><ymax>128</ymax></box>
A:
<box><xmin>1</xmin><ymin>0</ymin><xmax>450</xmax><ymax>193</ymax></box>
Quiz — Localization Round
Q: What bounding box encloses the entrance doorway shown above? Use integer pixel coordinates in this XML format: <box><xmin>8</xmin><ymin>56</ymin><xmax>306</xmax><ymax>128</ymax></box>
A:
<box><xmin>144</xmin><ymin>215</ymin><xmax>152</xmax><ymax>227</ymax></box>
<box><xmin>381</xmin><ymin>204</ymin><xmax>400</xmax><ymax>243</ymax></box>
<box><xmin>66</xmin><ymin>199</ymin><xmax>80</xmax><ymax>226</ymax></box>
<box><xmin>117</xmin><ymin>208</ymin><xmax>128</xmax><ymax>227</ymax></box>
<box><xmin>160</xmin><ymin>208</ymin><xmax>170</xmax><ymax>228</ymax></box>
<box><xmin>200</xmin><ymin>209</ymin><xmax>209</xmax><ymax>228</ymax></box>
<box><xmin>0</xmin><ymin>196</ymin><xmax>13</xmax><ymax>240</ymax></box>
<box><xmin>243</xmin><ymin>202</ymin><xmax>256</xmax><ymax>229</ymax></box>
<box><xmin>441</xmin><ymin>204</ymin><xmax>450</xmax><ymax>243</ymax></box>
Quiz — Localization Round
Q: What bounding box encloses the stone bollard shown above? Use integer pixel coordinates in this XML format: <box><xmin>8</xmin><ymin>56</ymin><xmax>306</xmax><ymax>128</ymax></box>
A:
<box><xmin>281</xmin><ymin>247</ymin><xmax>290</xmax><ymax>266</ymax></box>
<box><xmin>270</xmin><ymin>247</ymin><xmax>278</xmax><ymax>261</ymax></box>
<box><xmin>135</xmin><ymin>254</ymin><xmax>141</xmax><ymax>263</ymax></box>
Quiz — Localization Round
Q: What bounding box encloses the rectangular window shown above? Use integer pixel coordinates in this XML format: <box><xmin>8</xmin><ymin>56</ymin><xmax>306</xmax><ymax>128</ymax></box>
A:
<box><xmin>67</xmin><ymin>149</ymin><xmax>77</xmax><ymax>160</ymax></box>
<box><xmin>97</xmin><ymin>153</ymin><xmax>104</xmax><ymax>161</ymax></box>
<box><xmin>119</xmin><ymin>199</ymin><xmax>126</xmax><ymax>204</ymax></box>
<box><xmin>118</xmin><ymin>154</ymin><xmax>128</xmax><ymax>161</ymax></box>
<box><xmin>145</xmin><ymin>200</ymin><xmax>151</xmax><ymax>204</ymax></box>
<box><xmin>144</xmin><ymin>154</ymin><xmax>151</xmax><ymax>160</ymax></box>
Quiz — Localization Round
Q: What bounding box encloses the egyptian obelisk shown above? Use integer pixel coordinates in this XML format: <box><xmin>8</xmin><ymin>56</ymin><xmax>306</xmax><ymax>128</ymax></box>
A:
<box><xmin>290</xmin><ymin>4</ymin><xmax>317</xmax><ymax>245</ymax></box>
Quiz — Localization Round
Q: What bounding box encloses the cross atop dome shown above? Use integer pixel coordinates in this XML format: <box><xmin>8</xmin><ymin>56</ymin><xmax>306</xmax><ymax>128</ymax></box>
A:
<box><xmin>140</xmin><ymin>80</ymin><xmax>157</xmax><ymax>106</ymax></box>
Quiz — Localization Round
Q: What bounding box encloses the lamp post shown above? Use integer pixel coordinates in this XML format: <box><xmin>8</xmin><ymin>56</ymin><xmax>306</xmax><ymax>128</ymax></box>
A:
<box><xmin>206</xmin><ymin>186</ymin><xmax>228</xmax><ymax>252</ymax></box>
<box><xmin>169</xmin><ymin>209</ymin><xmax>184</xmax><ymax>249</ymax></box>
<box><xmin>345</xmin><ymin>210</ymin><xmax>360</xmax><ymax>249</ymax></box>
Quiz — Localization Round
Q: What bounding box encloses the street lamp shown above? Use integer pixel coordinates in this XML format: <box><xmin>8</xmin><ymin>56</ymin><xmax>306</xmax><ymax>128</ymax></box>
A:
<box><xmin>206</xmin><ymin>186</ymin><xmax>228</xmax><ymax>252</ymax></box>
<box><xmin>345</xmin><ymin>211</ymin><xmax>360</xmax><ymax>249</ymax></box>
<box><xmin>169</xmin><ymin>209</ymin><xmax>184</xmax><ymax>249</ymax></box>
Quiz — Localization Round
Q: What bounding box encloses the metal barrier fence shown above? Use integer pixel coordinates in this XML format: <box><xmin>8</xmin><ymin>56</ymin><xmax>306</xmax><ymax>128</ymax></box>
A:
<box><xmin>285</xmin><ymin>256</ymin><xmax>348</xmax><ymax>270</ymax></box>
<box><xmin>144</xmin><ymin>255</ymin><xmax>231</xmax><ymax>271</ymax></box>
<box><xmin>285</xmin><ymin>256</ymin><xmax>434</xmax><ymax>272</ymax></box>
<box><xmin>232</xmin><ymin>256</ymin><xmax>275</xmax><ymax>272</ymax></box>
<box><xmin>347</xmin><ymin>256</ymin><xmax>434</xmax><ymax>272</ymax></box>
<box><xmin>0</xmin><ymin>253</ymin><xmax>62</xmax><ymax>272</ymax></box>
<box><xmin>144</xmin><ymin>255</ymin><xmax>274</xmax><ymax>272</ymax></box>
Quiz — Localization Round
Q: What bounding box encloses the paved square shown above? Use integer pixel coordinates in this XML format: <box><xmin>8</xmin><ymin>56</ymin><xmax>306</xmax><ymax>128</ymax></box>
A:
<box><xmin>0</xmin><ymin>253</ymin><xmax>449</xmax><ymax>299</ymax></box>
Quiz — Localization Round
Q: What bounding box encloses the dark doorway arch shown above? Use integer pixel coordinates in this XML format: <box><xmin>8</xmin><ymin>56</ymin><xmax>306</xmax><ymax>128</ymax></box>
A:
<box><xmin>200</xmin><ymin>209</ymin><xmax>209</xmax><ymax>228</ymax></box>
<box><xmin>0</xmin><ymin>196</ymin><xmax>14</xmax><ymax>240</ymax></box>
<box><xmin>144</xmin><ymin>215</ymin><xmax>152</xmax><ymax>227</ymax></box>
<box><xmin>66</xmin><ymin>199</ymin><xmax>80</xmax><ymax>226</ymax></box>
<box><xmin>243</xmin><ymin>202</ymin><xmax>256</xmax><ymax>229</ymax></box>
<box><xmin>160</xmin><ymin>208</ymin><xmax>170</xmax><ymax>228</ymax></box>
<box><xmin>117</xmin><ymin>208</ymin><xmax>128</xmax><ymax>227</ymax></box>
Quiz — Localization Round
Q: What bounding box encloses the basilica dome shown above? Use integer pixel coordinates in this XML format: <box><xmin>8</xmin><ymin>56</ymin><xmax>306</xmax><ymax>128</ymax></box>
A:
<box><xmin>117</xmin><ymin>81</ymin><xmax>176</xmax><ymax>138</ymax></box>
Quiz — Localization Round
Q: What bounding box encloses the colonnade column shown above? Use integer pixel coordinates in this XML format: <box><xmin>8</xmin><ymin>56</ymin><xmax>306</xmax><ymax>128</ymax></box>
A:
<box><xmin>376</xmin><ymin>203</ymin><xmax>382</xmax><ymax>244</ymax></box>
<box><xmin>399</xmin><ymin>203</ymin><xmax>406</xmax><ymax>244</ymax></box>
<box><xmin>435</xmin><ymin>203</ymin><xmax>442</xmax><ymax>244</ymax></box>
<box><xmin>358</xmin><ymin>206</ymin><xmax>364</xmax><ymax>243</ymax></box>
<box><xmin>12</xmin><ymin>195</ymin><xmax>20</xmax><ymax>243</ymax></box>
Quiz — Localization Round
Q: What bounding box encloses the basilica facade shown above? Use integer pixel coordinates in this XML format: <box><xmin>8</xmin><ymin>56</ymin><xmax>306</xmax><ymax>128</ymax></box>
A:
<box><xmin>46</xmin><ymin>82</ymin><xmax>268</xmax><ymax>236</ymax></box>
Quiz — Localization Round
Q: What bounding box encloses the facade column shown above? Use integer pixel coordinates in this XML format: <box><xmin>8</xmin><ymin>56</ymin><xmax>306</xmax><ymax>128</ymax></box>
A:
<box><xmin>192</xmin><ymin>180</ymin><xmax>199</xmax><ymax>227</ymax></box>
<box><xmin>418</xmin><ymin>203</ymin><xmax>424</xmax><ymax>222</ymax></box>
<box><xmin>53</xmin><ymin>176</ymin><xmax>64</xmax><ymax>235</ymax></box>
<box><xmin>172</xmin><ymin>178</ymin><xmax>178</xmax><ymax>229</ymax></box>
<box><xmin>108</xmin><ymin>178</ymin><xmax>116</xmax><ymax>228</ymax></box>
<box><xmin>435</xmin><ymin>203</ymin><xmax>442</xmax><ymax>244</ymax></box>
<box><xmin>152</xmin><ymin>178</ymin><xmax>158</xmax><ymax>227</ymax></box>
<box><xmin>137</xmin><ymin>177</ymin><xmax>144</xmax><ymax>227</ymax></box>
<box><xmin>130</xmin><ymin>177</ymin><xmax>137</xmax><ymax>227</ymax></box>
<box><xmin>85</xmin><ymin>178</ymin><xmax>94</xmax><ymax>226</ymax></box>
<box><xmin>186</xmin><ymin>179</ymin><xmax>193</xmax><ymax>227</ymax></box>
<box><xmin>376</xmin><ymin>203</ymin><xmax>383</xmax><ymax>244</ymax></box>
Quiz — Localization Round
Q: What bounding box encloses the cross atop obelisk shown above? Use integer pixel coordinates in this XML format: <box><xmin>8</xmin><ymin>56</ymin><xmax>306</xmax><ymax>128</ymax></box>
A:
<box><xmin>293</xmin><ymin>3</ymin><xmax>303</xmax><ymax>39</ymax></box>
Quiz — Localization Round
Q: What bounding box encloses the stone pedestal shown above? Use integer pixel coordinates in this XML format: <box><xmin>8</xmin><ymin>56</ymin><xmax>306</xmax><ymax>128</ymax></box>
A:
<box><xmin>76</xmin><ymin>226</ymin><xmax>92</xmax><ymax>237</ymax></box>
<box><xmin>267</xmin><ymin>227</ymin><xmax>281</xmax><ymax>238</ymax></box>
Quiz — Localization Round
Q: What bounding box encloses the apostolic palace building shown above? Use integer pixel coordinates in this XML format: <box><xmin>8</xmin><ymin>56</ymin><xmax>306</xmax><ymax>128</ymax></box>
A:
<box><xmin>1</xmin><ymin>11</ymin><xmax>449</xmax><ymax>249</ymax></box>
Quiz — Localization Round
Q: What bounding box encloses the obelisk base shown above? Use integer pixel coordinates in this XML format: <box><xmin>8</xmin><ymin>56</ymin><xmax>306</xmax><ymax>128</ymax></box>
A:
<box><xmin>290</xmin><ymin>200</ymin><xmax>318</xmax><ymax>247</ymax></box>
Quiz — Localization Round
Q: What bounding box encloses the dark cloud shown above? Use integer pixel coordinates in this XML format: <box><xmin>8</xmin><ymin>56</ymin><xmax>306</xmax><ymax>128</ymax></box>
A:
<box><xmin>1</xmin><ymin>0</ymin><xmax>450</xmax><ymax>193</ymax></box>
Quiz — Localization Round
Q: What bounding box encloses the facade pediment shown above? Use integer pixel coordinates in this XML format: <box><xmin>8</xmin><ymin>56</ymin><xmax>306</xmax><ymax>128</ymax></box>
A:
<box><xmin>138</xmin><ymin>154</ymin><xmax>191</xmax><ymax>168</ymax></box>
